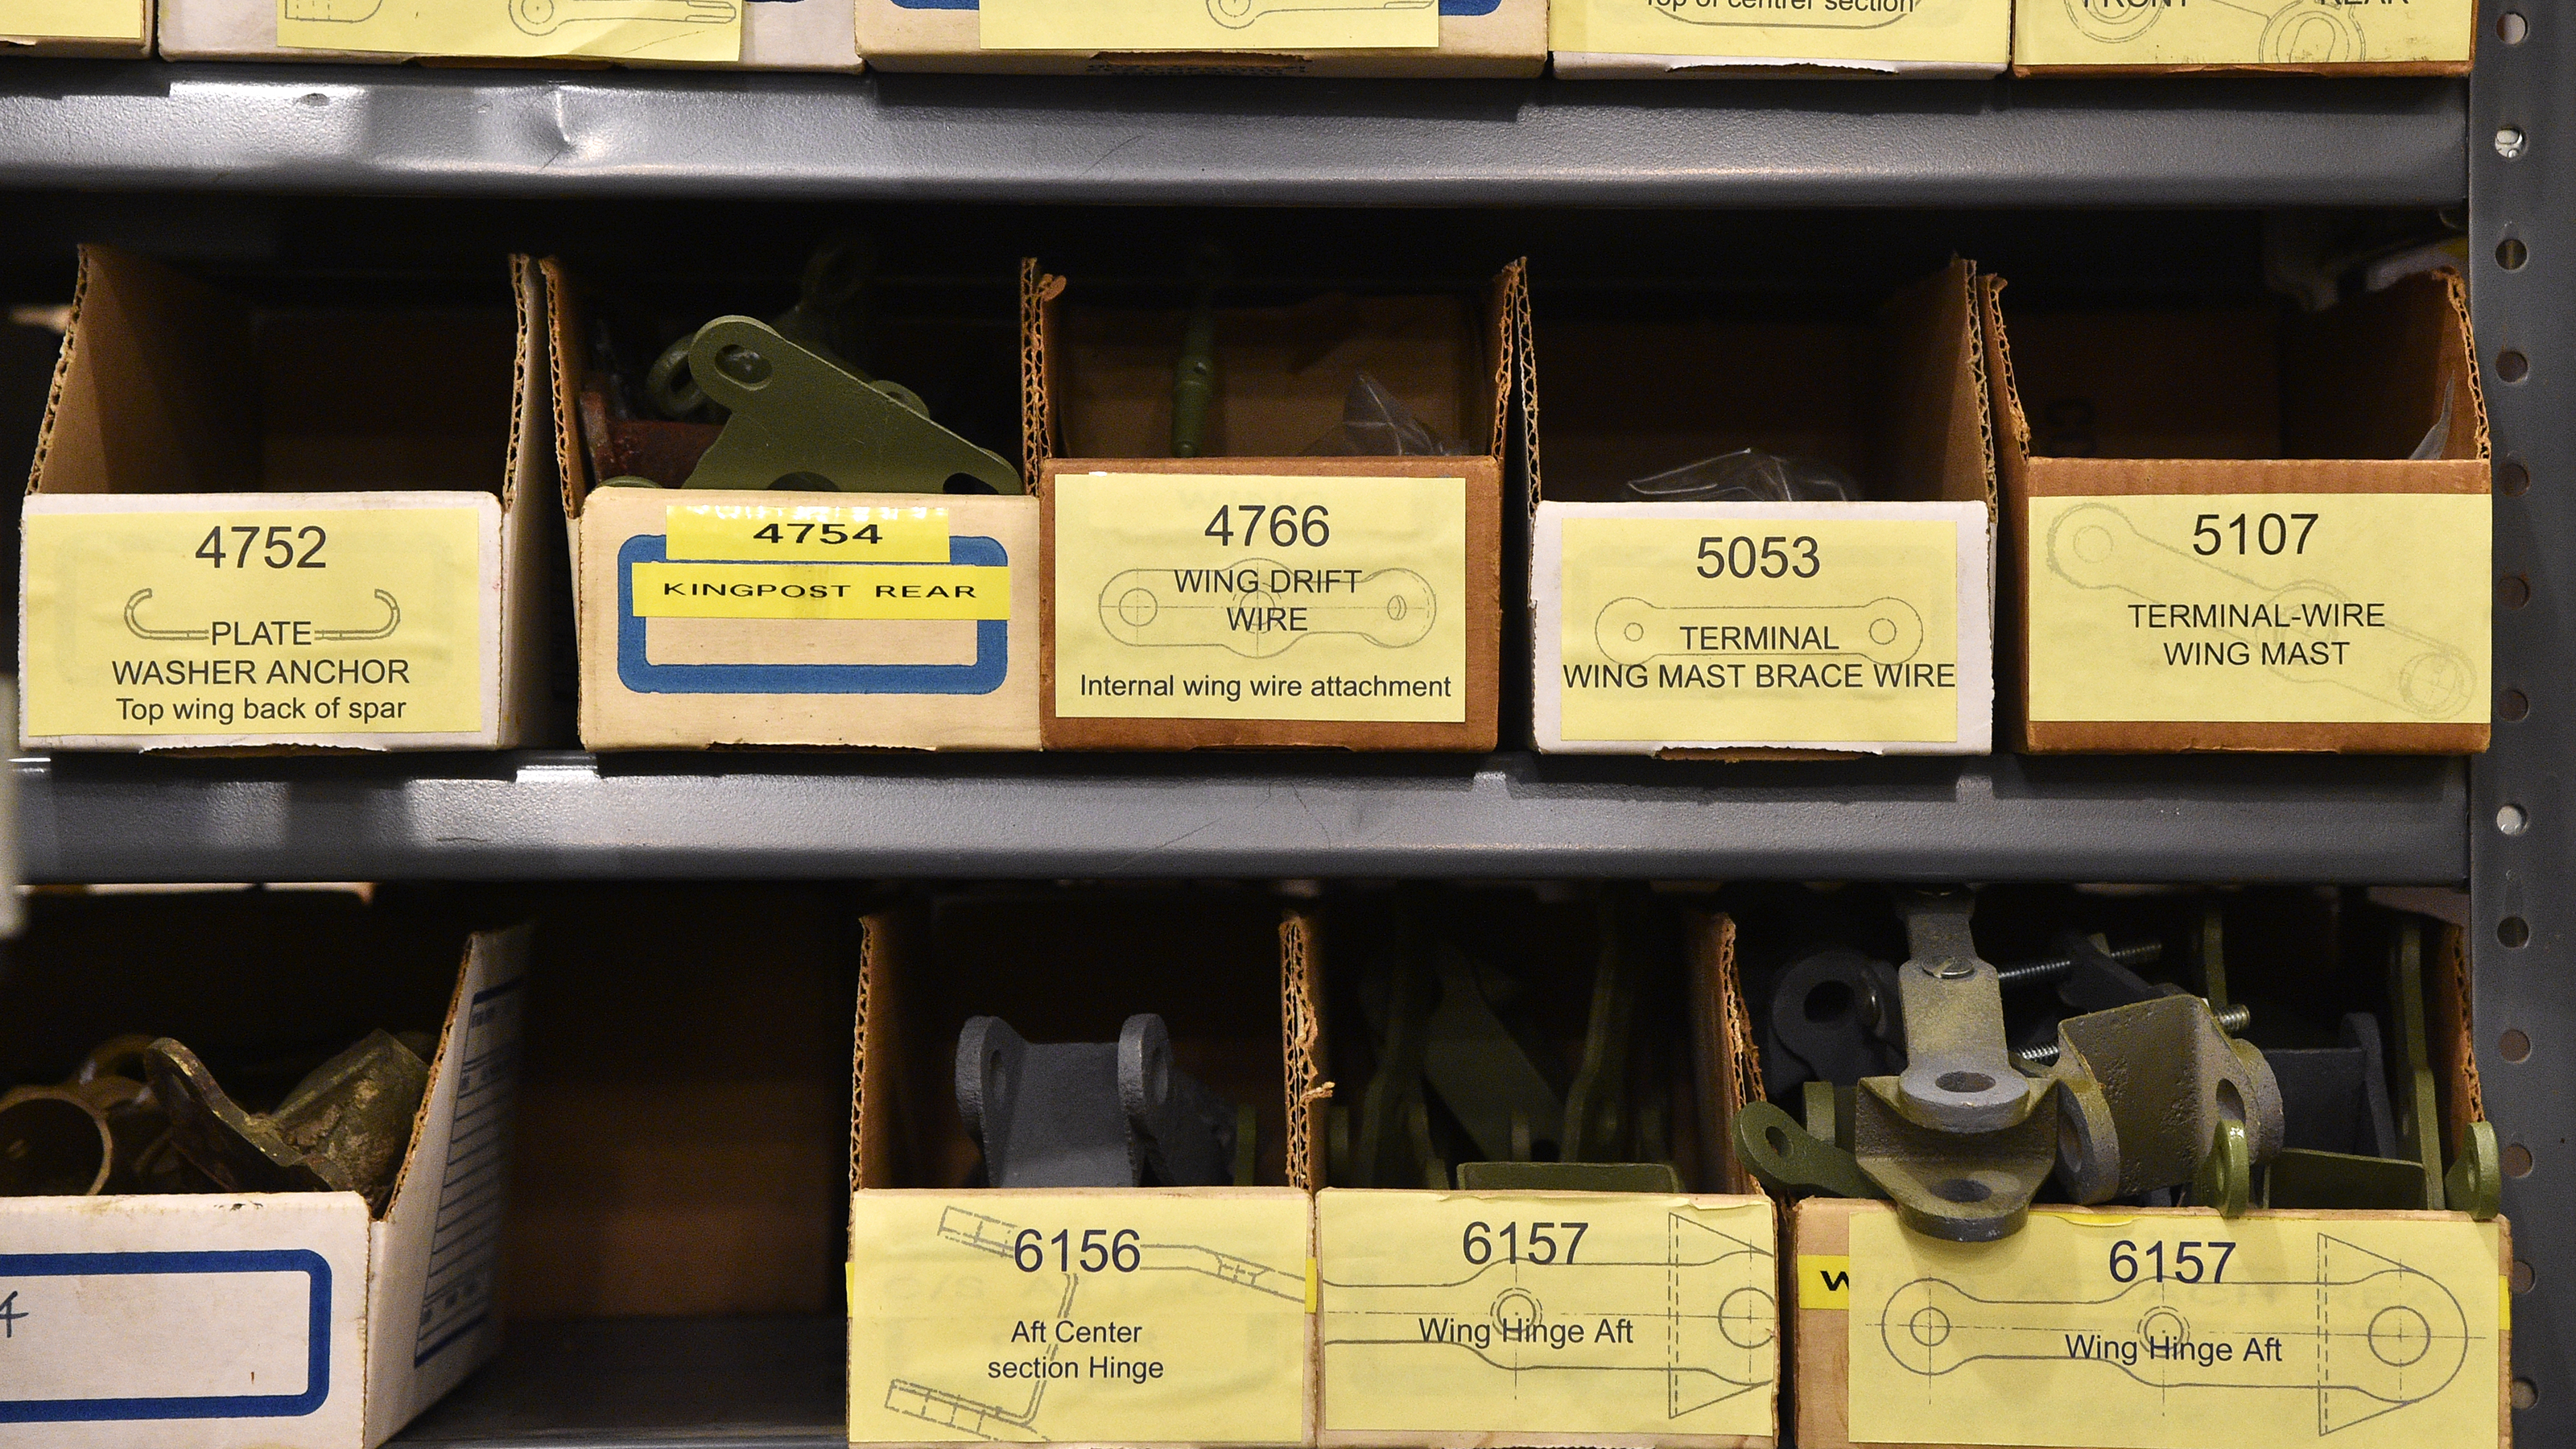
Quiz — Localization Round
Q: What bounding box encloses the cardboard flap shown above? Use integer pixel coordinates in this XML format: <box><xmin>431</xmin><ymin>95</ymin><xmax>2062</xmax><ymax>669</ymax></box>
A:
<box><xmin>1281</xmin><ymin>910</ymin><xmax>1325</xmax><ymax>1194</ymax></box>
<box><xmin>1876</xmin><ymin>258</ymin><xmax>1997</xmax><ymax>517</ymax></box>
<box><xmin>539</xmin><ymin>255</ymin><xmax>592</xmax><ymax>518</ymax></box>
<box><xmin>32</xmin><ymin>245</ymin><xmax>260</xmax><ymax>497</ymax></box>
<box><xmin>2285</xmin><ymin>267</ymin><xmax>2490</xmax><ymax>464</ymax></box>
<box><xmin>1021</xmin><ymin>258</ymin><xmax>1064</xmax><ymax>495</ymax></box>
<box><xmin>1979</xmin><ymin>272</ymin><xmax>2033</xmax><ymax>475</ymax></box>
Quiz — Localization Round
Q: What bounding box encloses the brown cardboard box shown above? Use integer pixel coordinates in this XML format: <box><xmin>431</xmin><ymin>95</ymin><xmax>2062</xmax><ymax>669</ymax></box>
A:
<box><xmin>1983</xmin><ymin>267</ymin><xmax>2491</xmax><ymax>753</ymax></box>
<box><xmin>857</xmin><ymin>0</ymin><xmax>1542</xmax><ymax>77</ymax></box>
<box><xmin>0</xmin><ymin>888</ymin><xmax>530</xmax><ymax>1449</ymax></box>
<box><xmin>19</xmin><ymin>246</ymin><xmax>558</xmax><ymax>751</ymax></box>
<box><xmin>1530</xmin><ymin>261</ymin><xmax>1996</xmax><ymax>758</ymax></box>
<box><xmin>543</xmin><ymin>259</ymin><xmax>1040</xmax><ymax>752</ymax></box>
<box><xmin>845</xmin><ymin>889</ymin><xmax>1323</xmax><ymax>1447</ymax></box>
<box><xmin>1787</xmin><ymin>902</ymin><xmax>2509</xmax><ymax>1449</ymax></box>
<box><xmin>1308</xmin><ymin>895</ymin><xmax>1781</xmax><ymax>1447</ymax></box>
<box><xmin>1032</xmin><ymin>260</ymin><xmax>1520</xmax><ymax>750</ymax></box>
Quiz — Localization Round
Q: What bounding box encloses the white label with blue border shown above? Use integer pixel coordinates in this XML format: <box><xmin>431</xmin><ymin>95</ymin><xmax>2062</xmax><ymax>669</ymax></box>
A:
<box><xmin>0</xmin><ymin>1249</ymin><xmax>331</xmax><ymax>1423</ymax></box>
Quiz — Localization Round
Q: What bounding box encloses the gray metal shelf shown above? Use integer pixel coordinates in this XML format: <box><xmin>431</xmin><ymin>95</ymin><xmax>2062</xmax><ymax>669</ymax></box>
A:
<box><xmin>0</xmin><ymin>63</ymin><xmax>2467</xmax><ymax>206</ymax></box>
<box><xmin>17</xmin><ymin>750</ymin><xmax>2467</xmax><ymax>884</ymax></box>
<box><xmin>394</xmin><ymin>1316</ymin><xmax>844</xmax><ymax>1449</ymax></box>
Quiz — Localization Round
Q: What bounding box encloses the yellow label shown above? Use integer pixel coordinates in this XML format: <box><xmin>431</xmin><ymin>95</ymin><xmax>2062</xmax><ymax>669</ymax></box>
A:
<box><xmin>1315</xmin><ymin>1190</ymin><xmax>1775</xmax><ymax>1437</ymax></box>
<box><xmin>1556</xmin><ymin>513</ymin><xmax>1963</xmax><ymax>745</ymax></box>
<box><xmin>279</xmin><ymin>0</ymin><xmax>741</xmax><ymax>62</ymax></box>
<box><xmin>2025</xmin><ymin>493</ymin><xmax>2489</xmax><ymax>725</ymax></box>
<box><xmin>1053</xmin><ymin>473</ymin><xmax>1468</xmax><ymax>724</ymax></box>
<box><xmin>1845</xmin><ymin>1207</ymin><xmax>2503</xmax><ymax>1449</ymax></box>
<box><xmin>23</xmin><ymin>503</ymin><xmax>489</xmax><ymax>739</ymax></box>
<box><xmin>981</xmin><ymin>0</ymin><xmax>1436</xmax><ymax>50</ymax></box>
<box><xmin>0</xmin><ymin>0</ymin><xmax>141</xmax><ymax>41</ymax></box>
<box><xmin>1550</xmin><ymin>0</ymin><xmax>2009</xmax><ymax>64</ymax></box>
<box><xmin>1800</xmin><ymin>1253</ymin><xmax>1852</xmax><ymax>1311</ymax></box>
<box><xmin>2016</xmin><ymin>0</ymin><xmax>2471</xmax><ymax>68</ymax></box>
<box><xmin>847</xmin><ymin>1191</ymin><xmax>1309</xmax><ymax>1443</ymax></box>
<box><xmin>631</xmin><ymin>563</ymin><xmax>1009</xmax><ymax>621</ymax></box>
<box><xmin>666</xmin><ymin>503</ymin><xmax>951</xmax><ymax>564</ymax></box>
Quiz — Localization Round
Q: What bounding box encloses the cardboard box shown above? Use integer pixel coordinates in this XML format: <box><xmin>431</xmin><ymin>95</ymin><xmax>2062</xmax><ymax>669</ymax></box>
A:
<box><xmin>2014</xmin><ymin>0</ymin><xmax>2471</xmax><ymax>76</ymax></box>
<box><xmin>857</xmin><ymin>0</ymin><xmax>1541</xmax><ymax>77</ymax></box>
<box><xmin>1982</xmin><ymin>266</ymin><xmax>2490</xmax><ymax>753</ymax></box>
<box><xmin>1531</xmin><ymin>261</ymin><xmax>1994</xmax><ymax>757</ymax></box>
<box><xmin>846</xmin><ymin>890</ymin><xmax>1325</xmax><ymax>1447</ymax></box>
<box><xmin>159</xmin><ymin>0</ymin><xmax>854</xmax><ymax>69</ymax></box>
<box><xmin>2</xmin><ymin>0</ymin><xmax>149</xmax><ymax>56</ymax></box>
<box><xmin>1783</xmin><ymin>898</ymin><xmax>2507</xmax><ymax>1449</ymax></box>
<box><xmin>0</xmin><ymin>890</ymin><xmax>531</xmax><ymax>1449</ymax></box>
<box><xmin>1309</xmin><ymin>898</ymin><xmax>1781</xmax><ymax>1447</ymax></box>
<box><xmin>1032</xmin><ymin>260</ymin><xmax>1520</xmax><ymax>751</ymax></box>
<box><xmin>1550</xmin><ymin>0</ymin><xmax>2006</xmax><ymax>79</ymax></box>
<box><xmin>20</xmin><ymin>246</ymin><xmax>558</xmax><ymax>751</ymax></box>
<box><xmin>545</xmin><ymin>259</ymin><xmax>1040</xmax><ymax>752</ymax></box>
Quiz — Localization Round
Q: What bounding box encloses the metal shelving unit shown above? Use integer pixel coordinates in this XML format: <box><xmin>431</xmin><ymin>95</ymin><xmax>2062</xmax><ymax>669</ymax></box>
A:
<box><xmin>3</xmin><ymin>14</ymin><xmax>2563</xmax><ymax>1447</ymax></box>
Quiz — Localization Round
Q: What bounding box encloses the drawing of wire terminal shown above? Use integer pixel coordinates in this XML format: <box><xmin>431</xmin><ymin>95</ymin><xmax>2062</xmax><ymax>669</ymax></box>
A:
<box><xmin>2042</xmin><ymin>501</ymin><xmax>2475</xmax><ymax>718</ymax></box>
<box><xmin>1319</xmin><ymin>1212</ymin><xmax>1775</xmax><ymax>1419</ymax></box>
<box><xmin>1875</xmin><ymin>1233</ymin><xmax>2475</xmax><ymax>1435</ymax></box>
<box><xmin>1203</xmin><ymin>0</ymin><xmax>1428</xmax><ymax>29</ymax></box>
<box><xmin>882</xmin><ymin>1204</ymin><xmax>1302</xmax><ymax>1439</ymax></box>
<box><xmin>1593</xmin><ymin>597</ymin><xmax>1924</xmax><ymax>668</ymax></box>
<box><xmin>124</xmin><ymin>588</ymin><xmax>401</xmax><ymax>642</ymax></box>
<box><xmin>1099</xmin><ymin>559</ymin><xmax>1435</xmax><ymax>659</ymax></box>
<box><xmin>507</xmin><ymin>0</ymin><xmax>736</xmax><ymax>35</ymax></box>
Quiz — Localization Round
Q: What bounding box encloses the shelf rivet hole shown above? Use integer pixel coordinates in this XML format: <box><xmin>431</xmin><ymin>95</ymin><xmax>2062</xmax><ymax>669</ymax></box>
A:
<box><xmin>2498</xmin><ymin>127</ymin><xmax>2529</xmax><ymax>159</ymax></box>
<box><xmin>2503</xmin><ymin>574</ymin><xmax>2532</xmax><ymax>609</ymax></box>
<box><xmin>2500</xmin><ymin>237</ymin><xmax>2529</xmax><ymax>270</ymax></box>
<box><xmin>2513</xmin><ymin>1259</ymin><xmax>2537</xmax><ymax>1293</ymax></box>
<box><xmin>2503</xmin><ymin>688</ymin><xmax>2531</xmax><ymax>722</ymax></box>
<box><xmin>2502</xmin><ymin>460</ymin><xmax>2532</xmax><ymax>497</ymax></box>
<box><xmin>2500</xmin><ymin>915</ymin><xmax>2532</xmax><ymax>947</ymax></box>
<box><xmin>2503</xmin><ymin>1028</ymin><xmax>2533</xmax><ymax>1063</ymax></box>
<box><xmin>2514</xmin><ymin>1379</ymin><xmax>2540</xmax><ymax>1411</ymax></box>
<box><xmin>2500</xmin><ymin>10</ymin><xmax>2528</xmax><ymax>43</ymax></box>
<box><xmin>2499</xmin><ymin>803</ymin><xmax>2530</xmax><ymax>836</ymax></box>
<box><xmin>2506</xmin><ymin>1143</ymin><xmax>2536</xmax><ymax>1178</ymax></box>
<box><xmin>2500</xmin><ymin>350</ymin><xmax>2531</xmax><ymax>382</ymax></box>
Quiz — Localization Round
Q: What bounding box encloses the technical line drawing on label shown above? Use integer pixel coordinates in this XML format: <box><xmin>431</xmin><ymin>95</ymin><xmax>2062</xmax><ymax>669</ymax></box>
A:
<box><xmin>1098</xmin><ymin>561</ymin><xmax>1436</xmax><ymax>659</ymax></box>
<box><xmin>1203</xmin><ymin>0</ymin><xmax>1429</xmax><ymax>27</ymax></box>
<box><xmin>881</xmin><ymin>1204</ymin><xmax>1302</xmax><ymax>1440</ymax></box>
<box><xmin>2041</xmin><ymin>501</ymin><xmax>2474</xmax><ymax>718</ymax></box>
<box><xmin>123</xmin><ymin>588</ymin><xmax>402</xmax><ymax>642</ymax></box>
<box><xmin>1591</xmin><ymin>597</ymin><xmax>1926</xmax><ymax>669</ymax></box>
<box><xmin>1320</xmin><ymin>1212</ymin><xmax>1776</xmax><ymax>1418</ymax></box>
<box><xmin>505</xmin><ymin>0</ymin><xmax>733</xmax><ymax>32</ymax></box>
<box><xmin>1872</xmin><ymin>1234</ymin><xmax>2476</xmax><ymax>1436</ymax></box>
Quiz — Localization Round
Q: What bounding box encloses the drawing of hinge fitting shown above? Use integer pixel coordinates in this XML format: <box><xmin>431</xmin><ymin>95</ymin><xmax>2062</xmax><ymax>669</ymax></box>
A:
<box><xmin>123</xmin><ymin>588</ymin><xmax>401</xmax><ymax>643</ymax></box>
<box><xmin>1203</xmin><ymin>0</ymin><xmax>1429</xmax><ymax>28</ymax></box>
<box><xmin>508</xmin><ymin>0</ymin><xmax>735</xmax><ymax>34</ymax></box>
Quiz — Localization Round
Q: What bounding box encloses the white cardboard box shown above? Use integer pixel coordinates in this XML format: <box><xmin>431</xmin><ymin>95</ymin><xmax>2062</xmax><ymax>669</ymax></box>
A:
<box><xmin>0</xmin><ymin>922</ymin><xmax>530</xmax><ymax>1449</ymax></box>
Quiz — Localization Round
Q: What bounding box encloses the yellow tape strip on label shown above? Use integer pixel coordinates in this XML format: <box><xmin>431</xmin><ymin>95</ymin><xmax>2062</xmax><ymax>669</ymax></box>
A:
<box><xmin>1053</xmin><ymin>473</ymin><xmax>1470</xmax><ymax>724</ymax></box>
<box><xmin>980</xmin><ymin>0</ymin><xmax>1437</xmax><ymax>51</ymax></box>
<box><xmin>1557</xmin><ymin>514</ymin><xmax>1963</xmax><ymax>745</ymax></box>
<box><xmin>1551</xmin><ymin>0</ymin><xmax>2008</xmax><ymax>64</ymax></box>
<box><xmin>632</xmin><ymin>563</ymin><xmax>1009</xmax><ymax>620</ymax></box>
<box><xmin>1799</xmin><ymin>1253</ymin><xmax>1852</xmax><ymax>1311</ymax></box>
<box><xmin>2015</xmin><ymin>0</ymin><xmax>2471</xmax><ymax>68</ymax></box>
<box><xmin>1314</xmin><ymin>1190</ymin><xmax>1777</xmax><ymax>1437</ymax></box>
<box><xmin>666</xmin><ymin>503</ymin><xmax>952</xmax><ymax>564</ymax></box>
<box><xmin>279</xmin><ymin>0</ymin><xmax>741</xmax><ymax>62</ymax></box>
<box><xmin>1845</xmin><ymin>1208</ymin><xmax>2504</xmax><ymax>1449</ymax></box>
<box><xmin>846</xmin><ymin>1191</ymin><xmax>1310</xmax><ymax>1444</ymax></box>
<box><xmin>2024</xmin><ymin>492</ymin><xmax>2490</xmax><ymax>725</ymax></box>
<box><xmin>23</xmin><ymin>505</ymin><xmax>489</xmax><ymax>737</ymax></box>
<box><xmin>1</xmin><ymin>0</ymin><xmax>142</xmax><ymax>42</ymax></box>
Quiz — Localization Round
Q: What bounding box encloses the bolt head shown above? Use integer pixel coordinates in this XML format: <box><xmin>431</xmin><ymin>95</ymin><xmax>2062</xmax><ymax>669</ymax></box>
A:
<box><xmin>2497</xmin><ymin>126</ymin><xmax>2529</xmax><ymax>159</ymax></box>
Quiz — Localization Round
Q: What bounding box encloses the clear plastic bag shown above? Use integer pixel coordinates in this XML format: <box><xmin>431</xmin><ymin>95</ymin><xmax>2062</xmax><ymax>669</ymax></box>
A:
<box><xmin>1304</xmin><ymin>372</ymin><xmax>1471</xmax><ymax>457</ymax></box>
<box><xmin>1620</xmin><ymin>448</ymin><xmax>1861</xmax><ymax>503</ymax></box>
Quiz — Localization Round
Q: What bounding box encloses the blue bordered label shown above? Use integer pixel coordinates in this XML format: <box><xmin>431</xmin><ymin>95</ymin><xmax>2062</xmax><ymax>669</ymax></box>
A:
<box><xmin>0</xmin><ymin>1249</ymin><xmax>331</xmax><ymax>1424</ymax></box>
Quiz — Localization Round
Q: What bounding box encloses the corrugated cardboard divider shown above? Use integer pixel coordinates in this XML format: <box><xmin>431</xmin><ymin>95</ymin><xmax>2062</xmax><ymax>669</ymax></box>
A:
<box><xmin>1026</xmin><ymin>259</ymin><xmax>1523</xmax><ymax>750</ymax></box>
<box><xmin>852</xmin><ymin>891</ymin><xmax>1323</xmax><ymax>1192</ymax></box>
<box><xmin>1980</xmin><ymin>266</ymin><xmax>2489</xmax><ymax>753</ymax></box>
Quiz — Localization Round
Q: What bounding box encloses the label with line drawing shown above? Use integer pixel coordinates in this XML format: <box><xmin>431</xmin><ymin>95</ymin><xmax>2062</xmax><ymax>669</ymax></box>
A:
<box><xmin>1316</xmin><ymin>1190</ymin><xmax>1777</xmax><ymax>1438</ymax></box>
<box><xmin>2024</xmin><ymin>492</ymin><xmax>2489</xmax><ymax>726</ymax></box>
<box><xmin>1551</xmin><ymin>510</ymin><xmax>1971</xmax><ymax>746</ymax></box>
<box><xmin>22</xmin><ymin>497</ymin><xmax>495</xmax><ymax>740</ymax></box>
<box><xmin>1053</xmin><ymin>473</ymin><xmax>1468</xmax><ymax>724</ymax></box>
<box><xmin>848</xmin><ymin>1190</ymin><xmax>1310</xmax><ymax>1443</ymax></box>
<box><xmin>2015</xmin><ymin>0</ymin><xmax>2471</xmax><ymax>69</ymax></box>
<box><xmin>1845</xmin><ymin>1207</ymin><xmax>2504</xmax><ymax>1449</ymax></box>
